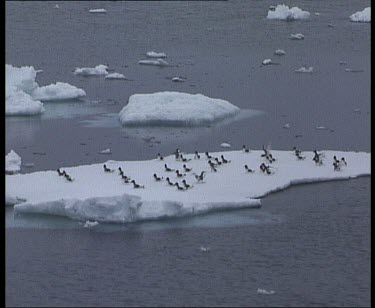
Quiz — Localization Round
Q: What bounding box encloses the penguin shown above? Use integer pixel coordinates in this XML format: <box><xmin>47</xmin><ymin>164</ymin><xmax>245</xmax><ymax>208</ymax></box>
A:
<box><xmin>157</xmin><ymin>153</ymin><xmax>164</xmax><ymax>160</ymax></box>
<box><xmin>65</xmin><ymin>174</ymin><xmax>74</xmax><ymax>182</ymax></box>
<box><xmin>131</xmin><ymin>180</ymin><xmax>144</xmax><ymax>189</ymax></box>
<box><xmin>341</xmin><ymin>157</ymin><xmax>347</xmax><ymax>166</ymax></box>
<box><xmin>296</xmin><ymin>153</ymin><xmax>305</xmax><ymax>160</ymax></box>
<box><xmin>333</xmin><ymin>161</ymin><xmax>341</xmax><ymax>171</ymax></box>
<box><xmin>57</xmin><ymin>169</ymin><xmax>64</xmax><ymax>176</ymax></box>
<box><xmin>175</xmin><ymin>170</ymin><xmax>185</xmax><ymax>177</ymax></box>
<box><xmin>174</xmin><ymin>182</ymin><xmax>185</xmax><ymax>190</ymax></box>
<box><xmin>244</xmin><ymin>165</ymin><xmax>255</xmax><ymax>173</ymax></box>
<box><xmin>183</xmin><ymin>164</ymin><xmax>192</xmax><ymax>172</ymax></box>
<box><xmin>194</xmin><ymin>171</ymin><xmax>206</xmax><ymax>182</ymax></box>
<box><xmin>164</xmin><ymin>164</ymin><xmax>175</xmax><ymax>172</ymax></box>
<box><xmin>205</xmin><ymin>152</ymin><xmax>212</xmax><ymax>159</ymax></box>
<box><xmin>221</xmin><ymin>155</ymin><xmax>230</xmax><ymax>163</ymax></box>
<box><xmin>260</xmin><ymin>163</ymin><xmax>266</xmax><ymax>173</ymax></box>
<box><xmin>194</xmin><ymin>151</ymin><xmax>201</xmax><ymax>159</ymax></box>
<box><xmin>242</xmin><ymin>145</ymin><xmax>250</xmax><ymax>153</ymax></box>
<box><xmin>103</xmin><ymin>164</ymin><xmax>113</xmax><ymax>173</ymax></box>
<box><xmin>208</xmin><ymin>161</ymin><xmax>217</xmax><ymax>172</ymax></box>
<box><xmin>180</xmin><ymin>154</ymin><xmax>191</xmax><ymax>162</ymax></box>
<box><xmin>118</xmin><ymin>167</ymin><xmax>124</xmax><ymax>176</ymax></box>
<box><xmin>214</xmin><ymin>158</ymin><xmax>222</xmax><ymax>165</ymax></box>
<box><xmin>173</xmin><ymin>148</ymin><xmax>180</xmax><ymax>160</ymax></box>
<box><xmin>182</xmin><ymin>179</ymin><xmax>192</xmax><ymax>189</ymax></box>
<box><xmin>166</xmin><ymin>177</ymin><xmax>174</xmax><ymax>186</ymax></box>
<box><xmin>153</xmin><ymin>173</ymin><xmax>163</xmax><ymax>181</ymax></box>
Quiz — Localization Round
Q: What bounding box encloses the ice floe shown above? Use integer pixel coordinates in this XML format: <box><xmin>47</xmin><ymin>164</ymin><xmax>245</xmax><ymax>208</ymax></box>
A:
<box><xmin>6</xmin><ymin>149</ymin><xmax>370</xmax><ymax>223</ymax></box>
<box><xmin>350</xmin><ymin>7</ymin><xmax>371</xmax><ymax>22</ymax></box>
<box><xmin>99</xmin><ymin>148</ymin><xmax>112</xmax><ymax>155</ymax></box>
<box><xmin>6</xmin><ymin>64</ymin><xmax>86</xmax><ymax>116</ymax></box>
<box><xmin>89</xmin><ymin>8</ymin><xmax>107</xmax><ymax>13</ymax></box>
<box><xmin>274</xmin><ymin>49</ymin><xmax>286</xmax><ymax>56</ymax></box>
<box><xmin>104</xmin><ymin>73</ymin><xmax>128</xmax><ymax>80</ymax></box>
<box><xmin>295</xmin><ymin>66</ymin><xmax>313</xmax><ymax>73</ymax></box>
<box><xmin>74</xmin><ymin>65</ymin><xmax>109</xmax><ymax>76</ymax></box>
<box><xmin>283</xmin><ymin>123</ymin><xmax>291</xmax><ymax>129</ymax></box>
<box><xmin>119</xmin><ymin>92</ymin><xmax>240</xmax><ymax>126</ymax></box>
<box><xmin>146</xmin><ymin>51</ymin><xmax>167</xmax><ymax>58</ymax></box>
<box><xmin>138</xmin><ymin>59</ymin><xmax>169</xmax><ymax>66</ymax></box>
<box><xmin>31</xmin><ymin>82</ymin><xmax>86</xmax><ymax>101</ymax></box>
<box><xmin>257</xmin><ymin>288</ymin><xmax>275</xmax><ymax>295</ymax></box>
<box><xmin>220</xmin><ymin>143</ymin><xmax>232</xmax><ymax>148</ymax></box>
<box><xmin>290</xmin><ymin>33</ymin><xmax>304</xmax><ymax>40</ymax></box>
<box><xmin>6</xmin><ymin>150</ymin><xmax>22</xmax><ymax>175</ymax></box>
<box><xmin>172</xmin><ymin>77</ymin><xmax>186</xmax><ymax>82</ymax></box>
<box><xmin>267</xmin><ymin>4</ymin><xmax>310</xmax><ymax>21</ymax></box>
<box><xmin>83</xmin><ymin>220</ymin><xmax>99</xmax><ymax>228</ymax></box>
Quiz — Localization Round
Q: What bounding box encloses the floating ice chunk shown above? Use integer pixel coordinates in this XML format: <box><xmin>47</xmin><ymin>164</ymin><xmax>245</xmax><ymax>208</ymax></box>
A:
<box><xmin>220</xmin><ymin>143</ymin><xmax>232</xmax><ymax>148</ymax></box>
<box><xmin>6</xmin><ymin>86</ymin><xmax>44</xmax><ymax>116</ymax></box>
<box><xmin>257</xmin><ymin>288</ymin><xmax>275</xmax><ymax>295</ymax></box>
<box><xmin>350</xmin><ymin>7</ymin><xmax>371</xmax><ymax>22</ymax></box>
<box><xmin>54</xmin><ymin>4</ymin><xmax>59</xmax><ymax>9</ymax></box>
<box><xmin>345</xmin><ymin>68</ymin><xmax>364</xmax><ymax>73</ymax></box>
<box><xmin>274</xmin><ymin>49</ymin><xmax>286</xmax><ymax>56</ymax></box>
<box><xmin>6</xmin><ymin>150</ymin><xmax>22</xmax><ymax>174</ymax></box>
<box><xmin>99</xmin><ymin>148</ymin><xmax>112</xmax><ymax>154</ymax></box>
<box><xmin>138</xmin><ymin>59</ymin><xmax>169</xmax><ymax>66</ymax></box>
<box><xmin>262</xmin><ymin>59</ymin><xmax>272</xmax><ymax>65</ymax></box>
<box><xmin>35</xmin><ymin>69</ymin><xmax>43</xmax><ymax>73</ymax></box>
<box><xmin>6</xmin><ymin>64</ymin><xmax>39</xmax><ymax>94</ymax></box>
<box><xmin>74</xmin><ymin>65</ymin><xmax>109</xmax><ymax>76</ymax></box>
<box><xmin>84</xmin><ymin>220</ymin><xmax>99</xmax><ymax>228</ymax></box>
<box><xmin>315</xmin><ymin>126</ymin><xmax>327</xmax><ymax>130</ymax></box>
<box><xmin>200</xmin><ymin>246</ymin><xmax>210</xmax><ymax>252</ymax></box>
<box><xmin>172</xmin><ymin>77</ymin><xmax>186</xmax><ymax>82</ymax></box>
<box><xmin>283</xmin><ymin>123</ymin><xmax>290</xmax><ymax>129</ymax></box>
<box><xmin>31</xmin><ymin>82</ymin><xmax>86</xmax><ymax>101</ymax></box>
<box><xmin>7</xmin><ymin>150</ymin><xmax>370</xmax><ymax>223</ymax></box>
<box><xmin>314</xmin><ymin>12</ymin><xmax>321</xmax><ymax>16</ymax></box>
<box><xmin>295</xmin><ymin>66</ymin><xmax>313</xmax><ymax>73</ymax></box>
<box><xmin>89</xmin><ymin>8</ymin><xmax>107</xmax><ymax>13</ymax></box>
<box><xmin>118</xmin><ymin>92</ymin><xmax>240</xmax><ymax>126</ymax></box>
<box><xmin>146</xmin><ymin>51</ymin><xmax>167</xmax><ymax>58</ymax></box>
<box><xmin>267</xmin><ymin>4</ymin><xmax>310</xmax><ymax>21</ymax></box>
<box><xmin>105</xmin><ymin>73</ymin><xmax>128</xmax><ymax>80</ymax></box>
<box><xmin>290</xmin><ymin>33</ymin><xmax>304</xmax><ymax>40</ymax></box>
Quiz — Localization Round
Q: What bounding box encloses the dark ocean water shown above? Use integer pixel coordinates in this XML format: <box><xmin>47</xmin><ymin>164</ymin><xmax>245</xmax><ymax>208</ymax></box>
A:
<box><xmin>6</xmin><ymin>1</ymin><xmax>370</xmax><ymax>306</ymax></box>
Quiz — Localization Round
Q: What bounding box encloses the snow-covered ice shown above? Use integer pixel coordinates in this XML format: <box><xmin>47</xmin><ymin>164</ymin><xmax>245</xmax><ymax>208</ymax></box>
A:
<box><xmin>74</xmin><ymin>65</ymin><xmax>109</xmax><ymax>76</ymax></box>
<box><xmin>267</xmin><ymin>4</ymin><xmax>310</xmax><ymax>21</ymax></box>
<box><xmin>274</xmin><ymin>49</ymin><xmax>286</xmax><ymax>56</ymax></box>
<box><xmin>138</xmin><ymin>59</ymin><xmax>169</xmax><ymax>66</ymax></box>
<box><xmin>295</xmin><ymin>66</ymin><xmax>313</xmax><ymax>73</ymax></box>
<box><xmin>220</xmin><ymin>143</ymin><xmax>232</xmax><ymax>148</ymax></box>
<box><xmin>89</xmin><ymin>9</ymin><xmax>107</xmax><ymax>13</ymax></box>
<box><xmin>118</xmin><ymin>92</ymin><xmax>241</xmax><ymax>126</ymax></box>
<box><xmin>290</xmin><ymin>33</ymin><xmax>304</xmax><ymax>40</ymax></box>
<box><xmin>146</xmin><ymin>51</ymin><xmax>167</xmax><ymax>58</ymax></box>
<box><xmin>6</xmin><ymin>150</ymin><xmax>22</xmax><ymax>174</ymax></box>
<box><xmin>350</xmin><ymin>7</ymin><xmax>371</xmax><ymax>22</ymax></box>
<box><xmin>6</xmin><ymin>87</ymin><xmax>45</xmax><ymax>116</ymax></box>
<box><xmin>105</xmin><ymin>73</ymin><xmax>128</xmax><ymax>80</ymax></box>
<box><xmin>6</xmin><ymin>149</ymin><xmax>370</xmax><ymax>223</ymax></box>
<box><xmin>31</xmin><ymin>82</ymin><xmax>86</xmax><ymax>101</ymax></box>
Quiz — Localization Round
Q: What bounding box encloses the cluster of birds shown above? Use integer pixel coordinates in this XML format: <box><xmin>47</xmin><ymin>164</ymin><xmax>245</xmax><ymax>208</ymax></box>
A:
<box><xmin>56</xmin><ymin>145</ymin><xmax>348</xmax><ymax>189</ymax></box>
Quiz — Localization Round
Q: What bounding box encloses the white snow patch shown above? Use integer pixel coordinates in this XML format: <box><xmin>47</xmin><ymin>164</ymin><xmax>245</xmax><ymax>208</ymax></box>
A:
<box><xmin>74</xmin><ymin>65</ymin><xmax>109</xmax><ymax>76</ymax></box>
<box><xmin>138</xmin><ymin>59</ymin><xmax>169</xmax><ymax>66</ymax></box>
<box><xmin>146</xmin><ymin>51</ymin><xmax>167</xmax><ymax>58</ymax></box>
<box><xmin>295</xmin><ymin>66</ymin><xmax>313</xmax><ymax>73</ymax></box>
<box><xmin>6</xmin><ymin>150</ymin><xmax>370</xmax><ymax>223</ymax></box>
<box><xmin>118</xmin><ymin>92</ymin><xmax>241</xmax><ymax>126</ymax></box>
<box><xmin>6</xmin><ymin>150</ymin><xmax>22</xmax><ymax>174</ymax></box>
<box><xmin>274</xmin><ymin>49</ymin><xmax>286</xmax><ymax>56</ymax></box>
<box><xmin>350</xmin><ymin>7</ymin><xmax>371</xmax><ymax>22</ymax></box>
<box><xmin>290</xmin><ymin>33</ymin><xmax>304</xmax><ymax>40</ymax></box>
<box><xmin>89</xmin><ymin>8</ymin><xmax>107</xmax><ymax>13</ymax></box>
<box><xmin>267</xmin><ymin>4</ymin><xmax>310</xmax><ymax>21</ymax></box>
<box><xmin>105</xmin><ymin>73</ymin><xmax>128</xmax><ymax>80</ymax></box>
<box><xmin>31</xmin><ymin>82</ymin><xmax>86</xmax><ymax>101</ymax></box>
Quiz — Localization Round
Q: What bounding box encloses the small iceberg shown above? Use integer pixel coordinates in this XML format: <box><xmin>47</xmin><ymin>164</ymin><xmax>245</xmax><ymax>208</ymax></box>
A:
<box><xmin>84</xmin><ymin>220</ymin><xmax>99</xmax><ymax>228</ymax></box>
<box><xmin>172</xmin><ymin>77</ymin><xmax>186</xmax><ymax>82</ymax></box>
<box><xmin>89</xmin><ymin>9</ymin><xmax>107</xmax><ymax>13</ymax></box>
<box><xmin>99</xmin><ymin>148</ymin><xmax>111</xmax><ymax>155</ymax></box>
<box><xmin>31</xmin><ymin>82</ymin><xmax>86</xmax><ymax>101</ymax></box>
<box><xmin>290</xmin><ymin>33</ymin><xmax>305</xmax><ymax>40</ymax></box>
<box><xmin>220</xmin><ymin>143</ymin><xmax>232</xmax><ymax>148</ymax></box>
<box><xmin>200</xmin><ymin>246</ymin><xmax>210</xmax><ymax>252</ymax></box>
<box><xmin>262</xmin><ymin>59</ymin><xmax>273</xmax><ymax>65</ymax></box>
<box><xmin>6</xmin><ymin>150</ymin><xmax>22</xmax><ymax>175</ymax></box>
<box><xmin>118</xmin><ymin>91</ymin><xmax>240</xmax><ymax>127</ymax></box>
<box><xmin>315</xmin><ymin>126</ymin><xmax>328</xmax><ymax>130</ymax></box>
<box><xmin>350</xmin><ymin>7</ymin><xmax>371</xmax><ymax>22</ymax></box>
<box><xmin>267</xmin><ymin>4</ymin><xmax>310</xmax><ymax>21</ymax></box>
<box><xmin>295</xmin><ymin>66</ymin><xmax>313</xmax><ymax>73</ymax></box>
<box><xmin>274</xmin><ymin>49</ymin><xmax>286</xmax><ymax>56</ymax></box>
<box><xmin>146</xmin><ymin>51</ymin><xmax>167</xmax><ymax>58</ymax></box>
<box><xmin>105</xmin><ymin>73</ymin><xmax>128</xmax><ymax>80</ymax></box>
<box><xmin>54</xmin><ymin>4</ymin><xmax>59</xmax><ymax>9</ymax></box>
<box><xmin>283</xmin><ymin>123</ymin><xmax>291</xmax><ymax>129</ymax></box>
<box><xmin>138</xmin><ymin>59</ymin><xmax>169</xmax><ymax>67</ymax></box>
<box><xmin>74</xmin><ymin>65</ymin><xmax>109</xmax><ymax>76</ymax></box>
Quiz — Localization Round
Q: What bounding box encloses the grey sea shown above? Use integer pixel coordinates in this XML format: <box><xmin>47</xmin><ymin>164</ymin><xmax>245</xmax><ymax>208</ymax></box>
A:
<box><xmin>6</xmin><ymin>1</ymin><xmax>370</xmax><ymax>306</ymax></box>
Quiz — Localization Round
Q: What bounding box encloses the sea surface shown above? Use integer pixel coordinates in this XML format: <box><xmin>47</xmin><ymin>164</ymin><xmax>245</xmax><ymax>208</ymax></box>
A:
<box><xmin>6</xmin><ymin>0</ymin><xmax>370</xmax><ymax>306</ymax></box>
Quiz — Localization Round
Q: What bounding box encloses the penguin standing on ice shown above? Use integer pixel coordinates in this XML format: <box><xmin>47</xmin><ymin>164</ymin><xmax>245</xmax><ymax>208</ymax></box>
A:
<box><xmin>194</xmin><ymin>151</ymin><xmax>201</xmax><ymax>159</ymax></box>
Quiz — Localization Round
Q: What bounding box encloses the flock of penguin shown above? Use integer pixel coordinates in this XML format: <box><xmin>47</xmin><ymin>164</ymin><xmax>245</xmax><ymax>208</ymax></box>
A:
<box><xmin>56</xmin><ymin>145</ymin><xmax>348</xmax><ymax>190</ymax></box>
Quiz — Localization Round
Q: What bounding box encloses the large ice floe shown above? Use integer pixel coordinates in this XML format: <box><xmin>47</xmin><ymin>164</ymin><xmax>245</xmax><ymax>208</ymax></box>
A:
<box><xmin>146</xmin><ymin>51</ymin><xmax>167</xmax><ymax>58</ymax></box>
<box><xmin>138</xmin><ymin>59</ymin><xmax>169</xmax><ymax>66</ymax></box>
<box><xmin>267</xmin><ymin>4</ymin><xmax>310</xmax><ymax>21</ymax></box>
<box><xmin>6</xmin><ymin>64</ymin><xmax>86</xmax><ymax>116</ymax></box>
<box><xmin>73</xmin><ymin>65</ymin><xmax>109</xmax><ymax>76</ymax></box>
<box><xmin>6</xmin><ymin>150</ymin><xmax>22</xmax><ymax>175</ymax></box>
<box><xmin>6</xmin><ymin>149</ymin><xmax>370</xmax><ymax>223</ymax></box>
<box><xmin>118</xmin><ymin>92</ymin><xmax>240</xmax><ymax>126</ymax></box>
<box><xmin>350</xmin><ymin>7</ymin><xmax>371</xmax><ymax>22</ymax></box>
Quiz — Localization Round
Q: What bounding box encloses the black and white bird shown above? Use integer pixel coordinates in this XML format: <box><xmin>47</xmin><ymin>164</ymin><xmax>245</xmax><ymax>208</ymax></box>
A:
<box><xmin>57</xmin><ymin>169</ymin><xmax>64</xmax><ymax>176</ymax></box>
<box><xmin>205</xmin><ymin>152</ymin><xmax>212</xmax><ymax>159</ymax></box>
<box><xmin>164</xmin><ymin>164</ymin><xmax>175</xmax><ymax>172</ymax></box>
<box><xmin>242</xmin><ymin>145</ymin><xmax>250</xmax><ymax>153</ymax></box>
<box><xmin>244</xmin><ymin>165</ymin><xmax>255</xmax><ymax>173</ymax></box>
<box><xmin>175</xmin><ymin>182</ymin><xmax>185</xmax><ymax>190</ymax></box>
<box><xmin>183</xmin><ymin>164</ymin><xmax>192</xmax><ymax>172</ymax></box>
<box><xmin>118</xmin><ymin>167</ymin><xmax>124</xmax><ymax>176</ymax></box>
<box><xmin>182</xmin><ymin>179</ymin><xmax>192</xmax><ymax>189</ymax></box>
<box><xmin>153</xmin><ymin>173</ymin><xmax>163</xmax><ymax>181</ymax></box>
<box><xmin>214</xmin><ymin>157</ymin><xmax>222</xmax><ymax>165</ymax></box>
<box><xmin>103</xmin><ymin>164</ymin><xmax>113</xmax><ymax>173</ymax></box>
<box><xmin>157</xmin><ymin>153</ymin><xmax>164</xmax><ymax>160</ymax></box>
<box><xmin>208</xmin><ymin>161</ymin><xmax>217</xmax><ymax>172</ymax></box>
<box><xmin>173</xmin><ymin>148</ymin><xmax>180</xmax><ymax>160</ymax></box>
<box><xmin>221</xmin><ymin>155</ymin><xmax>230</xmax><ymax>163</ymax></box>
<box><xmin>131</xmin><ymin>180</ymin><xmax>144</xmax><ymax>189</ymax></box>
<box><xmin>166</xmin><ymin>177</ymin><xmax>175</xmax><ymax>186</ymax></box>
<box><xmin>194</xmin><ymin>171</ymin><xmax>206</xmax><ymax>182</ymax></box>
<box><xmin>176</xmin><ymin>170</ymin><xmax>185</xmax><ymax>177</ymax></box>
<box><xmin>341</xmin><ymin>157</ymin><xmax>347</xmax><ymax>166</ymax></box>
<box><xmin>194</xmin><ymin>151</ymin><xmax>201</xmax><ymax>159</ymax></box>
<box><xmin>180</xmin><ymin>154</ymin><xmax>191</xmax><ymax>162</ymax></box>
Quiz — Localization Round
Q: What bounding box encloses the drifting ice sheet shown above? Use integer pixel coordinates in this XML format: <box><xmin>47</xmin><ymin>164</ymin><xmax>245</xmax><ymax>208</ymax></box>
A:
<box><xmin>105</xmin><ymin>73</ymin><xmax>127</xmax><ymax>80</ymax></box>
<box><xmin>138</xmin><ymin>59</ymin><xmax>169</xmax><ymax>66</ymax></box>
<box><xmin>6</xmin><ymin>150</ymin><xmax>22</xmax><ymax>174</ymax></box>
<box><xmin>267</xmin><ymin>4</ymin><xmax>310</xmax><ymax>21</ymax></box>
<box><xmin>74</xmin><ymin>65</ymin><xmax>109</xmax><ymax>76</ymax></box>
<box><xmin>118</xmin><ymin>92</ymin><xmax>240</xmax><ymax>126</ymax></box>
<box><xmin>350</xmin><ymin>7</ymin><xmax>371</xmax><ymax>22</ymax></box>
<box><xmin>31</xmin><ymin>82</ymin><xmax>86</xmax><ymax>101</ymax></box>
<box><xmin>146</xmin><ymin>51</ymin><xmax>167</xmax><ymax>58</ymax></box>
<box><xmin>6</xmin><ymin>150</ymin><xmax>370</xmax><ymax>223</ymax></box>
<box><xmin>89</xmin><ymin>9</ymin><xmax>107</xmax><ymax>13</ymax></box>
